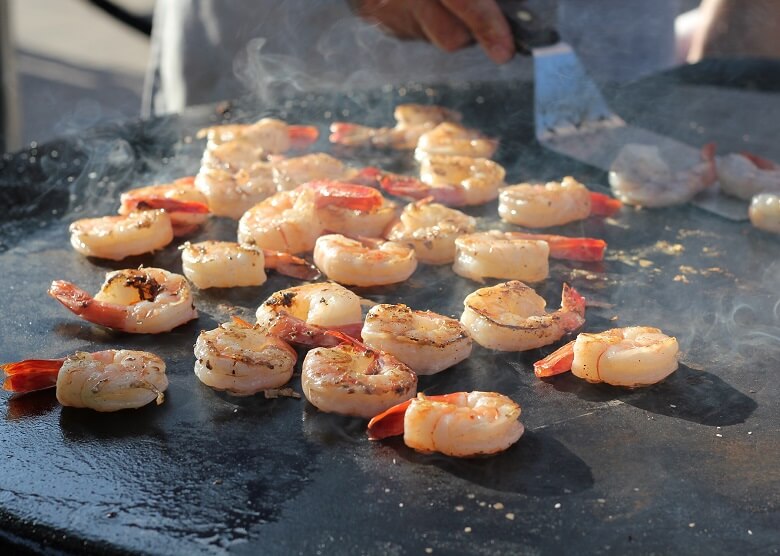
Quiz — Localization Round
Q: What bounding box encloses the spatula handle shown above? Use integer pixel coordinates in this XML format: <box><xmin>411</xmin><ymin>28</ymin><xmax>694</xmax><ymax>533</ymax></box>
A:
<box><xmin>499</xmin><ymin>0</ymin><xmax>560</xmax><ymax>55</ymax></box>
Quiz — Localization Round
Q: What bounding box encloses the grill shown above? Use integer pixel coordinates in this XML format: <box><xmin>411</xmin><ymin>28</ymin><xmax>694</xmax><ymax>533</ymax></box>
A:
<box><xmin>0</xmin><ymin>59</ymin><xmax>778</xmax><ymax>553</ymax></box>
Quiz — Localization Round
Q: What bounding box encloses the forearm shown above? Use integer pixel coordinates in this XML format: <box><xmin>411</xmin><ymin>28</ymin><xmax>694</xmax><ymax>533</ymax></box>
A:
<box><xmin>689</xmin><ymin>0</ymin><xmax>780</xmax><ymax>60</ymax></box>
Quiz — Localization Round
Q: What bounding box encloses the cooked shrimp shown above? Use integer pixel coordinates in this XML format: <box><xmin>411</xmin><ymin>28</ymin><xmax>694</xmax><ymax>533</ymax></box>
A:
<box><xmin>414</xmin><ymin>123</ymin><xmax>498</xmax><ymax>161</ymax></box>
<box><xmin>69</xmin><ymin>210</ymin><xmax>174</xmax><ymax>260</ymax></box>
<box><xmin>453</xmin><ymin>231</ymin><xmax>550</xmax><ymax>283</ymax></box>
<box><xmin>715</xmin><ymin>151</ymin><xmax>780</xmax><ymax>200</ymax></box>
<box><xmin>2</xmin><ymin>350</ymin><xmax>167</xmax><ymax>411</ymax></box>
<box><xmin>534</xmin><ymin>326</ymin><xmax>679</xmax><ymax>387</ymax></box>
<box><xmin>181</xmin><ymin>240</ymin><xmax>318</xmax><ymax>289</ymax></box>
<box><xmin>255</xmin><ymin>282</ymin><xmax>363</xmax><ymax>347</ymax></box>
<box><xmin>198</xmin><ymin>117</ymin><xmax>319</xmax><ymax>153</ymax></box>
<box><xmin>313</xmin><ymin>234</ymin><xmax>417</xmax><ymax>287</ymax></box>
<box><xmin>384</xmin><ymin>198</ymin><xmax>476</xmax><ymax>264</ymax></box>
<box><xmin>301</xmin><ymin>331</ymin><xmax>417</xmax><ymax>419</ymax></box>
<box><xmin>499</xmin><ymin>177</ymin><xmax>591</xmax><ymax>228</ymax></box>
<box><xmin>367</xmin><ymin>391</ymin><xmax>524</xmax><ymax>457</ymax></box>
<box><xmin>48</xmin><ymin>267</ymin><xmax>197</xmax><ymax>334</ymax></box>
<box><xmin>272</xmin><ymin>152</ymin><xmax>358</xmax><ymax>191</ymax></box>
<box><xmin>194</xmin><ymin>163</ymin><xmax>276</xmax><ymax>219</ymax></box>
<box><xmin>361</xmin><ymin>304</ymin><xmax>472</xmax><ymax>375</ymax></box>
<box><xmin>303</xmin><ymin>180</ymin><xmax>397</xmax><ymax>238</ymax></box>
<box><xmin>238</xmin><ymin>189</ymin><xmax>323</xmax><ymax>254</ymax></box>
<box><xmin>749</xmin><ymin>193</ymin><xmax>780</xmax><ymax>233</ymax></box>
<box><xmin>118</xmin><ymin>177</ymin><xmax>210</xmax><ymax>236</ymax></box>
<box><xmin>608</xmin><ymin>143</ymin><xmax>716</xmax><ymax>207</ymax></box>
<box><xmin>329</xmin><ymin>104</ymin><xmax>461</xmax><ymax>149</ymax></box>
<box><xmin>194</xmin><ymin>317</ymin><xmax>297</xmax><ymax>396</ymax></box>
<box><xmin>461</xmin><ymin>281</ymin><xmax>586</xmax><ymax>351</ymax></box>
<box><xmin>381</xmin><ymin>155</ymin><xmax>504</xmax><ymax>207</ymax></box>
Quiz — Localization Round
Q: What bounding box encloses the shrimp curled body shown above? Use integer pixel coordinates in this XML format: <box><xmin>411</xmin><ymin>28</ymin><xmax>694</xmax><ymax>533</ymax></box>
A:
<box><xmin>69</xmin><ymin>210</ymin><xmax>174</xmax><ymax>260</ymax></box>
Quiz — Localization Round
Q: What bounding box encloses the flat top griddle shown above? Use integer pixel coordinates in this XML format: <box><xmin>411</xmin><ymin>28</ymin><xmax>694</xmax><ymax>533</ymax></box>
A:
<box><xmin>0</xmin><ymin>61</ymin><xmax>778</xmax><ymax>555</ymax></box>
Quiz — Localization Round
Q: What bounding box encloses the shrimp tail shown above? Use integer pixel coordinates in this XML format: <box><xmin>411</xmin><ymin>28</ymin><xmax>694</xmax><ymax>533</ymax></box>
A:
<box><xmin>328</xmin><ymin>122</ymin><xmax>375</xmax><ymax>146</ymax></box>
<box><xmin>507</xmin><ymin>232</ymin><xmax>606</xmax><ymax>262</ymax></box>
<box><xmin>287</xmin><ymin>125</ymin><xmax>319</xmax><ymax>150</ymax></box>
<box><xmin>739</xmin><ymin>150</ymin><xmax>777</xmax><ymax>171</ymax></box>
<box><xmin>130</xmin><ymin>197</ymin><xmax>210</xmax><ymax>214</ymax></box>
<box><xmin>262</xmin><ymin>250</ymin><xmax>321</xmax><ymax>280</ymax></box>
<box><xmin>268</xmin><ymin>313</ymin><xmax>362</xmax><ymax>347</ymax></box>
<box><xmin>2</xmin><ymin>358</ymin><xmax>65</xmax><ymax>393</ymax></box>
<box><xmin>380</xmin><ymin>175</ymin><xmax>466</xmax><ymax>206</ymax></box>
<box><xmin>589</xmin><ymin>192</ymin><xmax>622</xmax><ymax>217</ymax></box>
<box><xmin>348</xmin><ymin>166</ymin><xmax>384</xmax><ymax>188</ymax></box>
<box><xmin>534</xmin><ymin>341</ymin><xmax>575</xmax><ymax>378</ymax></box>
<box><xmin>48</xmin><ymin>280</ymin><xmax>127</xmax><ymax>330</ymax></box>
<box><xmin>560</xmin><ymin>283</ymin><xmax>587</xmax><ymax>333</ymax></box>
<box><xmin>304</xmin><ymin>180</ymin><xmax>384</xmax><ymax>212</ymax></box>
<box><xmin>701</xmin><ymin>142</ymin><xmax>719</xmax><ymax>185</ymax></box>
<box><xmin>367</xmin><ymin>392</ymin><xmax>465</xmax><ymax>440</ymax></box>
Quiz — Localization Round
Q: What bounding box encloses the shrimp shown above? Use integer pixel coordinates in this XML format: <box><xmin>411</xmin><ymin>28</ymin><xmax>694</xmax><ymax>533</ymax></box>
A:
<box><xmin>255</xmin><ymin>282</ymin><xmax>363</xmax><ymax>347</ymax></box>
<box><xmin>118</xmin><ymin>177</ymin><xmax>210</xmax><ymax>236</ymax></box>
<box><xmin>533</xmin><ymin>326</ymin><xmax>679</xmax><ymax>387</ymax></box>
<box><xmin>461</xmin><ymin>281</ymin><xmax>586</xmax><ymax>351</ymax></box>
<box><xmin>367</xmin><ymin>391</ymin><xmax>524</xmax><ymax>458</ymax></box>
<box><xmin>414</xmin><ymin>123</ymin><xmax>498</xmax><ymax>161</ymax></box>
<box><xmin>361</xmin><ymin>304</ymin><xmax>472</xmax><ymax>375</ymax></box>
<box><xmin>69</xmin><ymin>210</ymin><xmax>174</xmax><ymax>261</ymax></box>
<box><xmin>194</xmin><ymin>163</ymin><xmax>276</xmax><ymax>219</ymax></box>
<box><xmin>194</xmin><ymin>317</ymin><xmax>297</xmax><ymax>396</ymax></box>
<box><xmin>237</xmin><ymin>189</ymin><xmax>323</xmax><ymax>254</ymax></box>
<box><xmin>608</xmin><ymin>143</ymin><xmax>716</xmax><ymax>207</ymax></box>
<box><xmin>384</xmin><ymin>198</ymin><xmax>476</xmax><ymax>264</ymax></box>
<box><xmin>329</xmin><ymin>104</ymin><xmax>461</xmax><ymax>149</ymax></box>
<box><xmin>181</xmin><ymin>240</ymin><xmax>318</xmax><ymax>289</ymax></box>
<box><xmin>381</xmin><ymin>155</ymin><xmax>505</xmax><ymax>207</ymax></box>
<box><xmin>715</xmin><ymin>151</ymin><xmax>780</xmax><ymax>200</ymax></box>
<box><xmin>198</xmin><ymin>117</ymin><xmax>319</xmax><ymax>153</ymax></box>
<box><xmin>313</xmin><ymin>234</ymin><xmax>418</xmax><ymax>287</ymax></box>
<box><xmin>749</xmin><ymin>193</ymin><xmax>780</xmax><ymax>233</ymax></box>
<box><xmin>271</xmin><ymin>152</ymin><xmax>358</xmax><ymax>191</ymax></box>
<box><xmin>302</xmin><ymin>180</ymin><xmax>397</xmax><ymax>238</ymax></box>
<box><xmin>498</xmin><ymin>177</ymin><xmax>594</xmax><ymax>228</ymax></box>
<box><xmin>301</xmin><ymin>331</ymin><xmax>417</xmax><ymax>419</ymax></box>
<box><xmin>453</xmin><ymin>231</ymin><xmax>550</xmax><ymax>283</ymax></box>
<box><xmin>2</xmin><ymin>350</ymin><xmax>168</xmax><ymax>411</ymax></box>
<box><xmin>48</xmin><ymin>267</ymin><xmax>197</xmax><ymax>334</ymax></box>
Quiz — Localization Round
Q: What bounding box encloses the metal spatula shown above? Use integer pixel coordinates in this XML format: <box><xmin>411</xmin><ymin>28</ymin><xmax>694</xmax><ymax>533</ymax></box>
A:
<box><xmin>501</xmin><ymin>1</ymin><xmax>748</xmax><ymax>221</ymax></box>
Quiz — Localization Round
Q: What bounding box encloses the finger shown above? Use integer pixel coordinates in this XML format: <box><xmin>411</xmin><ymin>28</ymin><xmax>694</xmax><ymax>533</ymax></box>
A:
<box><xmin>440</xmin><ymin>0</ymin><xmax>514</xmax><ymax>63</ymax></box>
<box><xmin>413</xmin><ymin>0</ymin><xmax>472</xmax><ymax>52</ymax></box>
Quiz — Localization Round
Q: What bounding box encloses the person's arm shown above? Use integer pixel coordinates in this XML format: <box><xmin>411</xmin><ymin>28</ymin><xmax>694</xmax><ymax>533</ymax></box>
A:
<box><xmin>349</xmin><ymin>0</ymin><xmax>515</xmax><ymax>64</ymax></box>
<box><xmin>688</xmin><ymin>0</ymin><xmax>780</xmax><ymax>61</ymax></box>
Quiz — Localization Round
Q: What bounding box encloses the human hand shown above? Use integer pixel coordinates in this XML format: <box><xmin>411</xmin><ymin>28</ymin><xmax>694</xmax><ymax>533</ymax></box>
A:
<box><xmin>351</xmin><ymin>0</ymin><xmax>515</xmax><ymax>64</ymax></box>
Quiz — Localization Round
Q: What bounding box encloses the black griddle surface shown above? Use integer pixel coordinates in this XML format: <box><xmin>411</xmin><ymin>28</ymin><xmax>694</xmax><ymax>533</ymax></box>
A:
<box><xmin>0</xmin><ymin>61</ymin><xmax>778</xmax><ymax>554</ymax></box>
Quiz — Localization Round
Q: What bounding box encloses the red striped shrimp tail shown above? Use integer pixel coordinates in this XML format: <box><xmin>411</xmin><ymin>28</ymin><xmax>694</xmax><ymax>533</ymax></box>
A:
<box><xmin>2</xmin><ymin>358</ymin><xmax>64</xmax><ymax>393</ymax></box>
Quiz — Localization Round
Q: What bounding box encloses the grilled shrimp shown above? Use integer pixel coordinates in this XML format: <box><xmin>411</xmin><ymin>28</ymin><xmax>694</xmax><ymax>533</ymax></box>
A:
<box><xmin>313</xmin><ymin>234</ymin><xmax>417</xmax><ymax>287</ymax></box>
<box><xmin>118</xmin><ymin>177</ymin><xmax>210</xmax><ymax>236</ymax></box>
<box><xmin>453</xmin><ymin>231</ymin><xmax>550</xmax><ymax>283</ymax></box>
<box><xmin>181</xmin><ymin>240</ymin><xmax>318</xmax><ymax>289</ymax></box>
<box><xmin>238</xmin><ymin>189</ymin><xmax>323</xmax><ymax>254</ymax></box>
<box><xmin>461</xmin><ymin>281</ymin><xmax>586</xmax><ymax>351</ymax></box>
<box><xmin>499</xmin><ymin>177</ymin><xmax>597</xmax><ymax>228</ymax></box>
<box><xmin>329</xmin><ymin>104</ymin><xmax>461</xmax><ymax>149</ymax></box>
<box><xmin>534</xmin><ymin>326</ymin><xmax>679</xmax><ymax>387</ymax></box>
<box><xmin>194</xmin><ymin>163</ymin><xmax>276</xmax><ymax>219</ymax></box>
<box><xmin>303</xmin><ymin>181</ymin><xmax>397</xmax><ymax>238</ymax></box>
<box><xmin>384</xmin><ymin>198</ymin><xmax>476</xmax><ymax>264</ymax></box>
<box><xmin>715</xmin><ymin>151</ymin><xmax>780</xmax><ymax>200</ymax></box>
<box><xmin>255</xmin><ymin>282</ymin><xmax>363</xmax><ymax>347</ymax></box>
<box><xmin>749</xmin><ymin>193</ymin><xmax>780</xmax><ymax>233</ymax></box>
<box><xmin>272</xmin><ymin>152</ymin><xmax>357</xmax><ymax>191</ymax></box>
<box><xmin>414</xmin><ymin>123</ymin><xmax>498</xmax><ymax>161</ymax></box>
<box><xmin>2</xmin><ymin>350</ymin><xmax>167</xmax><ymax>411</ymax></box>
<box><xmin>194</xmin><ymin>317</ymin><xmax>297</xmax><ymax>396</ymax></box>
<box><xmin>301</xmin><ymin>332</ymin><xmax>417</xmax><ymax>419</ymax></box>
<box><xmin>361</xmin><ymin>304</ymin><xmax>472</xmax><ymax>375</ymax></box>
<box><xmin>69</xmin><ymin>210</ymin><xmax>174</xmax><ymax>261</ymax></box>
<box><xmin>48</xmin><ymin>267</ymin><xmax>197</xmax><ymax>334</ymax></box>
<box><xmin>198</xmin><ymin>117</ymin><xmax>319</xmax><ymax>154</ymax></box>
<box><xmin>381</xmin><ymin>155</ymin><xmax>504</xmax><ymax>207</ymax></box>
<box><xmin>608</xmin><ymin>143</ymin><xmax>716</xmax><ymax>207</ymax></box>
<box><xmin>367</xmin><ymin>391</ymin><xmax>524</xmax><ymax>458</ymax></box>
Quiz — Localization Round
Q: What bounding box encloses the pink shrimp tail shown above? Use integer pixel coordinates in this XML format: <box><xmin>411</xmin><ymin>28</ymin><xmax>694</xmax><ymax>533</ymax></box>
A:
<box><xmin>303</xmin><ymin>180</ymin><xmax>384</xmax><ymax>212</ymax></box>
<box><xmin>700</xmin><ymin>142</ymin><xmax>719</xmax><ymax>186</ymax></box>
<box><xmin>262</xmin><ymin>250</ymin><xmax>320</xmax><ymax>280</ymax></box>
<box><xmin>367</xmin><ymin>392</ymin><xmax>464</xmax><ymax>440</ymax></box>
<box><xmin>328</xmin><ymin>122</ymin><xmax>371</xmax><ymax>146</ymax></box>
<box><xmin>267</xmin><ymin>313</ymin><xmax>362</xmax><ymax>347</ymax></box>
<box><xmin>534</xmin><ymin>341</ymin><xmax>575</xmax><ymax>378</ymax></box>
<box><xmin>380</xmin><ymin>175</ymin><xmax>466</xmax><ymax>206</ymax></box>
<box><xmin>129</xmin><ymin>197</ymin><xmax>210</xmax><ymax>214</ymax></box>
<box><xmin>560</xmin><ymin>283</ymin><xmax>586</xmax><ymax>333</ymax></box>
<box><xmin>589</xmin><ymin>192</ymin><xmax>622</xmax><ymax>217</ymax></box>
<box><xmin>508</xmin><ymin>232</ymin><xmax>606</xmax><ymax>262</ymax></box>
<box><xmin>740</xmin><ymin>150</ymin><xmax>777</xmax><ymax>171</ymax></box>
<box><xmin>48</xmin><ymin>280</ymin><xmax>127</xmax><ymax>330</ymax></box>
<box><xmin>348</xmin><ymin>166</ymin><xmax>384</xmax><ymax>188</ymax></box>
<box><xmin>287</xmin><ymin>125</ymin><xmax>319</xmax><ymax>149</ymax></box>
<box><xmin>2</xmin><ymin>358</ymin><xmax>65</xmax><ymax>393</ymax></box>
